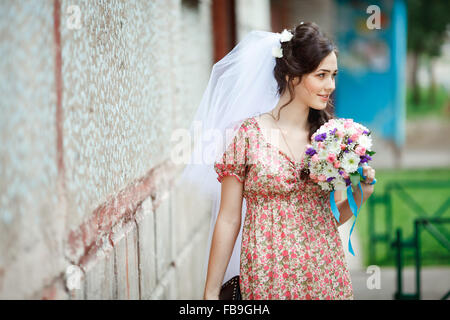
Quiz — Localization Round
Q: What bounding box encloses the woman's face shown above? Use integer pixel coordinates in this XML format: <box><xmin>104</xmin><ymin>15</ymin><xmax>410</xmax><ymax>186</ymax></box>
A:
<box><xmin>292</xmin><ymin>51</ymin><xmax>338</xmax><ymax>111</ymax></box>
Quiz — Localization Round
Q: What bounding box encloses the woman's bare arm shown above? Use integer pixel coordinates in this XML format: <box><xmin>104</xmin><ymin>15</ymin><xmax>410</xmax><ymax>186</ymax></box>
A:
<box><xmin>203</xmin><ymin>175</ymin><xmax>244</xmax><ymax>300</ymax></box>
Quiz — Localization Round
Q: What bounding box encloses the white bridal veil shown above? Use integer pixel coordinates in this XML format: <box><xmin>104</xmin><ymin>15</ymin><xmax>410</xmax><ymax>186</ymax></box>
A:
<box><xmin>178</xmin><ymin>30</ymin><xmax>285</xmax><ymax>285</ymax></box>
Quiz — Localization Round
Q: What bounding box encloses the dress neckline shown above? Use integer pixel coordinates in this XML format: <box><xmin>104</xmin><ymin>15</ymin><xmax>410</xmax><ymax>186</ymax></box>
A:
<box><xmin>251</xmin><ymin>116</ymin><xmax>307</xmax><ymax>168</ymax></box>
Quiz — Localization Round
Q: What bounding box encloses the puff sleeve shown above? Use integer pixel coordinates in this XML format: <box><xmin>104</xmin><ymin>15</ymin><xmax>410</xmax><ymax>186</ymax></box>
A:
<box><xmin>214</xmin><ymin>121</ymin><xmax>248</xmax><ymax>183</ymax></box>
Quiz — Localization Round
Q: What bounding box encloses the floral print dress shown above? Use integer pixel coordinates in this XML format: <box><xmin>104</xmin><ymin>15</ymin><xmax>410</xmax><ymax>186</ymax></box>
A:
<box><xmin>214</xmin><ymin>116</ymin><xmax>354</xmax><ymax>300</ymax></box>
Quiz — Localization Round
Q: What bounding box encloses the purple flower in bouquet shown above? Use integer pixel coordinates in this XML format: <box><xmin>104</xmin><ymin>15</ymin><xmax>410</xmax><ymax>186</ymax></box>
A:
<box><xmin>314</xmin><ymin>133</ymin><xmax>327</xmax><ymax>142</ymax></box>
<box><xmin>305</xmin><ymin>147</ymin><xmax>317</xmax><ymax>156</ymax></box>
<box><xmin>345</xmin><ymin>178</ymin><xmax>351</xmax><ymax>186</ymax></box>
<box><xmin>359</xmin><ymin>154</ymin><xmax>372</xmax><ymax>164</ymax></box>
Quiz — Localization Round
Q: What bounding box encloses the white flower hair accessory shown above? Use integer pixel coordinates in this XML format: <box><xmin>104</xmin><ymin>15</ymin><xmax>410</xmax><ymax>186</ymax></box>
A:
<box><xmin>271</xmin><ymin>46</ymin><xmax>283</xmax><ymax>58</ymax></box>
<box><xmin>280</xmin><ymin>29</ymin><xmax>294</xmax><ymax>42</ymax></box>
<box><xmin>271</xmin><ymin>29</ymin><xmax>293</xmax><ymax>58</ymax></box>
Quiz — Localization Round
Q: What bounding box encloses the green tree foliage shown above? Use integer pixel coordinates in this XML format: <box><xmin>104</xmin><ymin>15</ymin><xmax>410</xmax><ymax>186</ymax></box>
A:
<box><xmin>407</xmin><ymin>0</ymin><xmax>450</xmax><ymax>104</ymax></box>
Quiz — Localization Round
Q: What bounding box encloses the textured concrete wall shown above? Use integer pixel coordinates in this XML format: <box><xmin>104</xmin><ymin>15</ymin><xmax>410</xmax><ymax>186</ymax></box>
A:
<box><xmin>0</xmin><ymin>0</ymin><xmax>63</xmax><ymax>299</ymax></box>
<box><xmin>236</xmin><ymin>0</ymin><xmax>271</xmax><ymax>40</ymax></box>
<box><xmin>0</xmin><ymin>0</ymin><xmax>214</xmax><ymax>299</ymax></box>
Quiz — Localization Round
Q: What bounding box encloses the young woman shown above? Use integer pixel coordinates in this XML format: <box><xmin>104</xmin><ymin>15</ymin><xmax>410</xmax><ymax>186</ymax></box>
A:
<box><xmin>182</xmin><ymin>22</ymin><xmax>376</xmax><ymax>300</ymax></box>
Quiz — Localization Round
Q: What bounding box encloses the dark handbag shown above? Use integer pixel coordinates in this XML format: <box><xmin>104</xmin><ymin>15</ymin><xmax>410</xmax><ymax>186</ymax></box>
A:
<box><xmin>219</xmin><ymin>275</ymin><xmax>241</xmax><ymax>300</ymax></box>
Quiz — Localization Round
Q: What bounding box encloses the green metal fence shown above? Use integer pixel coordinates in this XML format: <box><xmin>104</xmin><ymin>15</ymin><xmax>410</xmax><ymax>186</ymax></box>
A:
<box><xmin>367</xmin><ymin>180</ymin><xmax>450</xmax><ymax>299</ymax></box>
<box><xmin>391</xmin><ymin>217</ymin><xmax>450</xmax><ymax>300</ymax></box>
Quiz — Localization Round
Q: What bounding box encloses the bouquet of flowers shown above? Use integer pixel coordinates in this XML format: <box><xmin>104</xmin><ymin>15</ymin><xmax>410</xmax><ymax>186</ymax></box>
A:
<box><xmin>304</xmin><ymin>118</ymin><xmax>375</xmax><ymax>191</ymax></box>
<box><xmin>303</xmin><ymin>118</ymin><xmax>376</xmax><ymax>256</ymax></box>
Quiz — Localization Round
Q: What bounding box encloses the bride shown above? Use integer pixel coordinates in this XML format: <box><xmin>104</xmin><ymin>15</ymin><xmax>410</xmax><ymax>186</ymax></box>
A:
<box><xmin>180</xmin><ymin>21</ymin><xmax>376</xmax><ymax>300</ymax></box>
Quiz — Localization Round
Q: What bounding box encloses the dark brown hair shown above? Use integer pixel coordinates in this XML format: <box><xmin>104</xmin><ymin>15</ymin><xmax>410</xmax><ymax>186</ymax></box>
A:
<box><xmin>272</xmin><ymin>22</ymin><xmax>339</xmax><ymax>180</ymax></box>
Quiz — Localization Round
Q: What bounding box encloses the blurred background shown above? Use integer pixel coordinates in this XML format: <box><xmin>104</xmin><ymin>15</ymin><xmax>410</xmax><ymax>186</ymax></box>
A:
<box><xmin>0</xmin><ymin>0</ymin><xmax>448</xmax><ymax>299</ymax></box>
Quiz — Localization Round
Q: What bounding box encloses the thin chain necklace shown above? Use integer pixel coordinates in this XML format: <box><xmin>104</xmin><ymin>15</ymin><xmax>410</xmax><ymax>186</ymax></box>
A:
<box><xmin>265</xmin><ymin>112</ymin><xmax>300</xmax><ymax>163</ymax></box>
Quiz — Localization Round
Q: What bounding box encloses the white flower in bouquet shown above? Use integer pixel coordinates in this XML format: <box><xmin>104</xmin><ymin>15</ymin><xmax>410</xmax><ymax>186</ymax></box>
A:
<box><xmin>341</xmin><ymin>151</ymin><xmax>360</xmax><ymax>173</ymax></box>
<box><xmin>324</xmin><ymin>162</ymin><xmax>339</xmax><ymax>178</ymax></box>
<box><xmin>318</xmin><ymin>148</ymin><xmax>329</xmax><ymax>160</ymax></box>
<box><xmin>358</xmin><ymin>134</ymin><xmax>373</xmax><ymax>150</ymax></box>
<box><xmin>329</xmin><ymin>140</ymin><xmax>341</xmax><ymax>155</ymax></box>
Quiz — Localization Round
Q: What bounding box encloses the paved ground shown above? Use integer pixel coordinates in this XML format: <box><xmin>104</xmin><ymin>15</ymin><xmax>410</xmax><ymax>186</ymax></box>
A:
<box><xmin>350</xmin><ymin>266</ymin><xmax>450</xmax><ymax>300</ymax></box>
<box><xmin>338</xmin><ymin>221</ymin><xmax>363</xmax><ymax>270</ymax></box>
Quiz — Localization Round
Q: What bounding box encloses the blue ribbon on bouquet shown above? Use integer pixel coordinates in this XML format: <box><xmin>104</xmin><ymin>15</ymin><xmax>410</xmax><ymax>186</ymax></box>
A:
<box><xmin>329</xmin><ymin>166</ymin><xmax>376</xmax><ymax>256</ymax></box>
